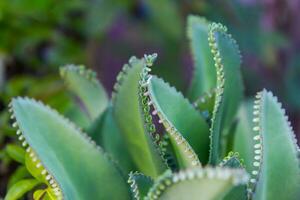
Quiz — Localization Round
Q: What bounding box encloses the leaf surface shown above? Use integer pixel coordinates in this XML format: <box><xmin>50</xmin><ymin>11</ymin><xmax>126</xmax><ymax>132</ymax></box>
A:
<box><xmin>146</xmin><ymin>167</ymin><xmax>249</xmax><ymax>200</ymax></box>
<box><xmin>113</xmin><ymin>57</ymin><xmax>166</xmax><ymax>178</ymax></box>
<box><xmin>60</xmin><ymin>65</ymin><xmax>108</xmax><ymax>121</ymax></box>
<box><xmin>187</xmin><ymin>15</ymin><xmax>216</xmax><ymax>100</ymax></box>
<box><xmin>250</xmin><ymin>90</ymin><xmax>300</xmax><ymax>199</ymax></box>
<box><xmin>10</xmin><ymin>97</ymin><xmax>131</xmax><ymax>200</ymax></box>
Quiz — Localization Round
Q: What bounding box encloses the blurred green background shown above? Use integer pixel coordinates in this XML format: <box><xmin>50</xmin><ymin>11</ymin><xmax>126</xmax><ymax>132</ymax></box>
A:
<box><xmin>0</xmin><ymin>0</ymin><xmax>300</xmax><ymax>196</ymax></box>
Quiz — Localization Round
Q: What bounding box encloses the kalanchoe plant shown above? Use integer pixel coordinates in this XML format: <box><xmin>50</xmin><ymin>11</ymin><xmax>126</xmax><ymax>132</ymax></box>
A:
<box><xmin>3</xmin><ymin>15</ymin><xmax>300</xmax><ymax>200</ymax></box>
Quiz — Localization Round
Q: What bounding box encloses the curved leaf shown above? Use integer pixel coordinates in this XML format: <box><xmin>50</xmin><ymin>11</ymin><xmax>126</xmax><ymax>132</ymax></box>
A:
<box><xmin>60</xmin><ymin>65</ymin><xmax>108</xmax><ymax>121</ymax></box>
<box><xmin>113</xmin><ymin>56</ymin><xmax>166</xmax><ymax>178</ymax></box>
<box><xmin>5</xmin><ymin>179</ymin><xmax>41</xmax><ymax>200</ymax></box>
<box><xmin>7</xmin><ymin>166</ymin><xmax>31</xmax><ymax>189</ymax></box>
<box><xmin>90</xmin><ymin>105</ymin><xmax>134</xmax><ymax>174</ymax></box>
<box><xmin>208</xmin><ymin>23</ymin><xmax>243</xmax><ymax>165</ymax></box>
<box><xmin>147</xmin><ymin>76</ymin><xmax>210</xmax><ymax>166</ymax></box>
<box><xmin>146</xmin><ymin>167</ymin><xmax>249</xmax><ymax>200</ymax></box>
<box><xmin>193</xmin><ymin>88</ymin><xmax>216</xmax><ymax>122</ymax></box>
<box><xmin>10</xmin><ymin>97</ymin><xmax>131</xmax><ymax>200</ymax></box>
<box><xmin>220</xmin><ymin>152</ymin><xmax>247</xmax><ymax>200</ymax></box>
<box><xmin>128</xmin><ymin>172</ymin><xmax>154</xmax><ymax>200</ymax></box>
<box><xmin>233</xmin><ymin>100</ymin><xmax>256</xmax><ymax>173</ymax></box>
<box><xmin>187</xmin><ymin>15</ymin><xmax>215</xmax><ymax>100</ymax></box>
<box><xmin>249</xmin><ymin>90</ymin><xmax>300</xmax><ymax>199</ymax></box>
<box><xmin>6</xmin><ymin>144</ymin><xmax>25</xmax><ymax>164</ymax></box>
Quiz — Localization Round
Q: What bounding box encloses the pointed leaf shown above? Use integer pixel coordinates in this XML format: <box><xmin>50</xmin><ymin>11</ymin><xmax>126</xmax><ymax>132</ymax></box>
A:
<box><xmin>187</xmin><ymin>15</ymin><xmax>216</xmax><ymax>100</ymax></box>
<box><xmin>147</xmin><ymin>76</ymin><xmax>210</xmax><ymax>166</ymax></box>
<box><xmin>8</xmin><ymin>166</ymin><xmax>31</xmax><ymax>189</ymax></box>
<box><xmin>146</xmin><ymin>167</ymin><xmax>249</xmax><ymax>200</ymax></box>
<box><xmin>249</xmin><ymin>90</ymin><xmax>300</xmax><ymax>199</ymax></box>
<box><xmin>5</xmin><ymin>179</ymin><xmax>41</xmax><ymax>200</ymax></box>
<box><xmin>193</xmin><ymin>88</ymin><xmax>216</xmax><ymax>122</ymax></box>
<box><xmin>60</xmin><ymin>65</ymin><xmax>108</xmax><ymax>121</ymax></box>
<box><xmin>208</xmin><ymin>23</ymin><xmax>243</xmax><ymax>165</ymax></box>
<box><xmin>220</xmin><ymin>152</ymin><xmax>247</xmax><ymax>200</ymax></box>
<box><xmin>113</xmin><ymin>57</ymin><xmax>166</xmax><ymax>178</ymax></box>
<box><xmin>6</xmin><ymin>144</ymin><xmax>25</xmax><ymax>164</ymax></box>
<box><xmin>10</xmin><ymin>97</ymin><xmax>131</xmax><ymax>200</ymax></box>
<box><xmin>128</xmin><ymin>172</ymin><xmax>154</xmax><ymax>199</ymax></box>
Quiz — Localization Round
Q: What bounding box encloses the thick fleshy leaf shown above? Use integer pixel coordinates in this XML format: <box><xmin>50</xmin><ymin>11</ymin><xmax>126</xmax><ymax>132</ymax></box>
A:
<box><xmin>249</xmin><ymin>90</ymin><xmax>300</xmax><ymax>199</ymax></box>
<box><xmin>10</xmin><ymin>97</ymin><xmax>131</xmax><ymax>200</ymax></box>
<box><xmin>193</xmin><ymin>88</ymin><xmax>216</xmax><ymax>122</ymax></box>
<box><xmin>208</xmin><ymin>23</ymin><xmax>243</xmax><ymax>165</ymax></box>
<box><xmin>89</xmin><ymin>105</ymin><xmax>134</xmax><ymax>174</ymax></box>
<box><xmin>233</xmin><ymin>100</ymin><xmax>255</xmax><ymax>173</ymax></box>
<box><xmin>60</xmin><ymin>65</ymin><xmax>108</xmax><ymax>122</ymax></box>
<box><xmin>5</xmin><ymin>179</ymin><xmax>41</xmax><ymax>200</ymax></box>
<box><xmin>147</xmin><ymin>76</ymin><xmax>210</xmax><ymax>166</ymax></box>
<box><xmin>128</xmin><ymin>172</ymin><xmax>154</xmax><ymax>199</ymax></box>
<box><xmin>145</xmin><ymin>167</ymin><xmax>249</xmax><ymax>200</ymax></box>
<box><xmin>113</xmin><ymin>56</ymin><xmax>166</xmax><ymax>178</ymax></box>
<box><xmin>220</xmin><ymin>152</ymin><xmax>247</xmax><ymax>200</ymax></box>
<box><xmin>187</xmin><ymin>15</ymin><xmax>215</xmax><ymax>101</ymax></box>
<box><xmin>220</xmin><ymin>152</ymin><xmax>244</xmax><ymax>169</ymax></box>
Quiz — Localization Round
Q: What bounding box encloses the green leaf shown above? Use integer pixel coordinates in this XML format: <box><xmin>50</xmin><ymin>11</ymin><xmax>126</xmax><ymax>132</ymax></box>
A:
<box><xmin>5</xmin><ymin>144</ymin><xmax>25</xmax><ymax>164</ymax></box>
<box><xmin>7</xmin><ymin>166</ymin><xmax>31</xmax><ymax>189</ymax></box>
<box><xmin>187</xmin><ymin>15</ymin><xmax>216</xmax><ymax>101</ymax></box>
<box><xmin>147</xmin><ymin>75</ymin><xmax>210</xmax><ymax>166</ymax></box>
<box><xmin>113</xmin><ymin>56</ymin><xmax>166</xmax><ymax>178</ymax></box>
<box><xmin>233</xmin><ymin>100</ymin><xmax>256</xmax><ymax>173</ymax></box>
<box><xmin>10</xmin><ymin>97</ymin><xmax>131</xmax><ymax>200</ymax></box>
<box><xmin>208</xmin><ymin>23</ymin><xmax>243</xmax><ymax>165</ymax></box>
<box><xmin>220</xmin><ymin>152</ymin><xmax>244</xmax><ymax>169</ymax></box>
<box><xmin>5</xmin><ymin>179</ymin><xmax>41</xmax><ymax>200</ymax></box>
<box><xmin>90</xmin><ymin>105</ymin><xmax>135</xmax><ymax>174</ymax></box>
<box><xmin>128</xmin><ymin>172</ymin><xmax>154</xmax><ymax>199</ymax></box>
<box><xmin>193</xmin><ymin>88</ymin><xmax>216</xmax><ymax>121</ymax></box>
<box><xmin>60</xmin><ymin>65</ymin><xmax>108</xmax><ymax>122</ymax></box>
<box><xmin>146</xmin><ymin>167</ymin><xmax>249</xmax><ymax>200</ymax></box>
<box><xmin>25</xmin><ymin>150</ymin><xmax>48</xmax><ymax>184</ymax></box>
<box><xmin>220</xmin><ymin>152</ymin><xmax>247</xmax><ymax>200</ymax></box>
<box><xmin>249</xmin><ymin>90</ymin><xmax>300</xmax><ymax>199</ymax></box>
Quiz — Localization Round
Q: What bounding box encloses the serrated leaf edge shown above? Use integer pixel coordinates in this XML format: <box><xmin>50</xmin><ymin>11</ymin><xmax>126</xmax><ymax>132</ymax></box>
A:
<box><xmin>9</xmin><ymin>97</ymin><xmax>124</xmax><ymax>199</ymax></box>
<box><xmin>128</xmin><ymin>171</ymin><xmax>154</xmax><ymax>200</ymax></box>
<box><xmin>140</xmin><ymin>66</ymin><xmax>201</xmax><ymax>168</ymax></box>
<box><xmin>247</xmin><ymin>90</ymin><xmax>300</xmax><ymax>198</ymax></box>
<box><xmin>208</xmin><ymin>22</ymin><xmax>241</xmax><ymax>165</ymax></box>
<box><xmin>145</xmin><ymin>167</ymin><xmax>249</xmax><ymax>200</ymax></box>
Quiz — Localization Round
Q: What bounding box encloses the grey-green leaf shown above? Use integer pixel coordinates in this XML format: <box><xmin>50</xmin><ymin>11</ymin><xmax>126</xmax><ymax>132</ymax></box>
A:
<box><xmin>128</xmin><ymin>172</ymin><xmax>154</xmax><ymax>199</ymax></box>
<box><xmin>146</xmin><ymin>167</ymin><xmax>249</xmax><ymax>200</ymax></box>
<box><xmin>90</xmin><ymin>105</ymin><xmax>135</xmax><ymax>174</ymax></box>
<box><xmin>10</xmin><ymin>97</ymin><xmax>131</xmax><ymax>200</ymax></box>
<box><xmin>233</xmin><ymin>100</ymin><xmax>255</xmax><ymax>173</ymax></box>
<box><xmin>250</xmin><ymin>90</ymin><xmax>300</xmax><ymax>199</ymax></box>
<box><xmin>60</xmin><ymin>65</ymin><xmax>108</xmax><ymax>122</ymax></box>
<box><xmin>208</xmin><ymin>23</ymin><xmax>243</xmax><ymax>165</ymax></box>
<box><xmin>113</xmin><ymin>57</ymin><xmax>166</xmax><ymax>178</ymax></box>
<box><xmin>148</xmin><ymin>76</ymin><xmax>210</xmax><ymax>166</ymax></box>
<box><xmin>187</xmin><ymin>15</ymin><xmax>215</xmax><ymax>101</ymax></box>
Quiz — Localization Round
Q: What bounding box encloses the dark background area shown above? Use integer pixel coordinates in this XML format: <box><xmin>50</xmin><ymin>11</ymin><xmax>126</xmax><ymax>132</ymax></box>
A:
<box><xmin>0</xmin><ymin>0</ymin><xmax>300</xmax><ymax>196</ymax></box>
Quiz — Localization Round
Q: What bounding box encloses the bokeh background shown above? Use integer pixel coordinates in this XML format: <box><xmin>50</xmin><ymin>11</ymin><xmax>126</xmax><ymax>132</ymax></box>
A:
<box><xmin>0</xmin><ymin>0</ymin><xmax>300</xmax><ymax>196</ymax></box>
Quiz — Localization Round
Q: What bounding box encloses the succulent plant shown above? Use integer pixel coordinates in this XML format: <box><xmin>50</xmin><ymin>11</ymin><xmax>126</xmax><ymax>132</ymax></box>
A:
<box><xmin>3</xmin><ymin>15</ymin><xmax>300</xmax><ymax>200</ymax></box>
